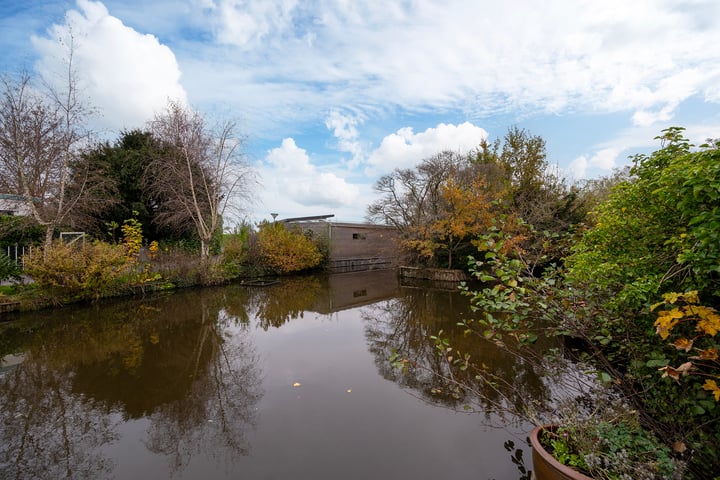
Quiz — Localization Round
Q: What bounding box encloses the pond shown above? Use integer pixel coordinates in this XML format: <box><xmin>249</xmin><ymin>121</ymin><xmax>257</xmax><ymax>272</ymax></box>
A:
<box><xmin>0</xmin><ymin>270</ymin><xmax>551</xmax><ymax>480</ymax></box>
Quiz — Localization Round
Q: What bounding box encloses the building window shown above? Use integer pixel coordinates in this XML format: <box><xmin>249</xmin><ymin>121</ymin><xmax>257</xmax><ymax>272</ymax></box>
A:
<box><xmin>352</xmin><ymin>233</ymin><xmax>366</xmax><ymax>240</ymax></box>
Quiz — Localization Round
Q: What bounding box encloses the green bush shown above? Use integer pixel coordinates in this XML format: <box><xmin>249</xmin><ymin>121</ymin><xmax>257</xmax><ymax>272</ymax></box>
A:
<box><xmin>567</xmin><ymin>127</ymin><xmax>720</xmax><ymax>309</ymax></box>
<box><xmin>0</xmin><ymin>214</ymin><xmax>44</xmax><ymax>245</ymax></box>
<box><xmin>219</xmin><ymin>234</ymin><xmax>244</xmax><ymax>279</ymax></box>
<box><xmin>219</xmin><ymin>224</ymin><xmax>254</xmax><ymax>279</ymax></box>
<box><xmin>563</xmin><ymin>128</ymin><xmax>720</xmax><ymax>478</ymax></box>
<box><xmin>460</xmin><ymin>128</ymin><xmax>719</xmax><ymax>479</ymax></box>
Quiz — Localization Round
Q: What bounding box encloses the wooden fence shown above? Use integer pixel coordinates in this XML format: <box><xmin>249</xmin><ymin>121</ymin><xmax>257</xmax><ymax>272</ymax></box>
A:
<box><xmin>3</xmin><ymin>244</ymin><xmax>29</xmax><ymax>268</ymax></box>
<box><xmin>399</xmin><ymin>266</ymin><xmax>469</xmax><ymax>282</ymax></box>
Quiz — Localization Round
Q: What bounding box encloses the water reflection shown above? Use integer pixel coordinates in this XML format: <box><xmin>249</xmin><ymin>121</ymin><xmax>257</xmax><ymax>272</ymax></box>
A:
<box><xmin>0</xmin><ymin>288</ymin><xmax>261</xmax><ymax>479</ymax></box>
<box><xmin>1</xmin><ymin>354</ymin><xmax>118</xmax><ymax>479</ymax></box>
<box><xmin>503</xmin><ymin>439</ymin><xmax>532</xmax><ymax>480</ymax></box>
<box><xmin>363</xmin><ymin>285</ymin><xmax>551</xmax><ymax>420</ymax></box>
<box><xmin>0</xmin><ymin>271</ymin><xmax>545</xmax><ymax>480</ymax></box>
<box><xmin>244</xmin><ymin>270</ymin><xmax>400</xmax><ymax>330</ymax></box>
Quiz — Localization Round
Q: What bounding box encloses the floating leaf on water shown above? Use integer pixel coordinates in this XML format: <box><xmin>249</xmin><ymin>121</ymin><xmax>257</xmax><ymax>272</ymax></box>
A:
<box><xmin>672</xmin><ymin>441</ymin><xmax>687</xmax><ymax>453</ymax></box>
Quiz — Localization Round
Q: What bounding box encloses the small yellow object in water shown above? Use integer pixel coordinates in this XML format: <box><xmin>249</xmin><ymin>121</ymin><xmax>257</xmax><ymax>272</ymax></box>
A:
<box><xmin>293</xmin><ymin>382</ymin><xmax>301</xmax><ymax>387</ymax></box>
<box><xmin>346</xmin><ymin>389</ymin><xmax>352</xmax><ymax>393</ymax></box>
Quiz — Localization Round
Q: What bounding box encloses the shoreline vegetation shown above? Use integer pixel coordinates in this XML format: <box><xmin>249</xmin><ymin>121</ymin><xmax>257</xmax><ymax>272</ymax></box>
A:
<box><xmin>0</xmin><ymin>219</ymin><xmax>327</xmax><ymax>314</ymax></box>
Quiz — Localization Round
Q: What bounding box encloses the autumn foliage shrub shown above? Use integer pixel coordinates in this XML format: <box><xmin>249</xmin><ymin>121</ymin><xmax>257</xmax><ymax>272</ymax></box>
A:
<box><xmin>256</xmin><ymin>221</ymin><xmax>322</xmax><ymax>274</ymax></box>
<box><xmin>121</xmin><ymin>216</ymin><xmax>144</xmax><ymax>257</ymax></box>
<box><xmin>403</xmin><ymin>176</ymin><xmax>500</xmax><ymax>268</ymax></box>
<box><xmin>23</xmin><ymin>241</ymin><xmax>131</xmax><ymax>301</ymax></box>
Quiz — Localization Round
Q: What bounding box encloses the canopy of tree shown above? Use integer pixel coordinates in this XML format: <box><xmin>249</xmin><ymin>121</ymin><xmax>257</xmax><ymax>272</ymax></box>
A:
<box><xmin>367</xmin><ymin>127</ymin><xmax>595</xmax><ymax>269</ymax></box>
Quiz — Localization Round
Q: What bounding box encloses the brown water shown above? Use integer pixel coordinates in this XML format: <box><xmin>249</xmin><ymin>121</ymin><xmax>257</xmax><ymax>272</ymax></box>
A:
<box><xmin>0</xmin><ymin>270</ymin><xmax>543</xmax><ymax>480</ymax></box>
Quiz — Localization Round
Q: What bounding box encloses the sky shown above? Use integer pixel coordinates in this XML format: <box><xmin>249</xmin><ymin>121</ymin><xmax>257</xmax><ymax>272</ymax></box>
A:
<box><xmin>1</xmin><ymin>0</ymin><xmax>719</xmax><ymax>224</ymax></box>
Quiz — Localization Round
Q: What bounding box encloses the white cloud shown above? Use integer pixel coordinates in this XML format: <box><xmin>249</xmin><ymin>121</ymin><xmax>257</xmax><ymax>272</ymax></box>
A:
<box><xmin>589</xmin><ymin>147</ymin><xmax>620</xmax><ymax>171</ymax></box>
<box><xmin>208</xmin><ymin>0</ymin><xmax>299</xmax><ymax>48</ymax></box>
<box><xmin>567</xmin><ymin>147</ymin><xmax>621</xmax><ymax>179</ymax></box>
<box><xmin>705</xmin><ymin>85</ymin><xmax>720</xmax><ymax>103</ymax></box>
<box><xmin>366</xmin><ymin>122</ymin><xmax>488</xmax><ymax>174</ymax></box>
<box><xmin>325</xmin><ymin>111</ymin><xmax>364</xmax><ymax>166</ymax></box>
<box><xmin>31</xmin><ymin>0</ymin><xmax>187</xmax><ymax>133</ymax></box>
<box><xmin>190</xmin><ymin>0</ymin><xmax>720</xmax><ymax>128</ymax></box>
<box><xmin>263</xmin><ymin>138</ymin><xmax>359</xmax><ymax>209</ymax></box>
<box><xmin>256</xmin><ymin>122</ymin><xmax>489</xmax><ymax>221</ymax></box>
<box><xmin>632</xmin><ymin>106</ymin><xmax>675</xmax><ymax>127</ymax></box>
<box><xmin>567</xmin><ymin>156</ymin><xmax>589</xmax><ymax>180</ymax></box>
<box><xmin>266</xmin><ymin>138</ymin><xmax>313</xmax><ymax>173</ymax></box>
<box><xmin>23</xmin><ymin>0</ymin><xmax>720</xmax><ymax>159</ymax></box>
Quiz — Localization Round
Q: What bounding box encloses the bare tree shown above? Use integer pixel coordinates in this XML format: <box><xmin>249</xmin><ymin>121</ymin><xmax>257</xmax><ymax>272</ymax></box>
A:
<box><xmin>367</xmin><ymin>151</ymin><xmax>473</xmax><ymax>266</ymax></box>
<box><xmin>367</xmin><ymin>150</ymin><xmax>462</xmax><ymax>233</ymax></box>
<box><xmin>0</xmin><ymin>73</ymin><xmax>63</xmax><ymax>247</ymax></box>
<box><xmin>0</xmin><ymin>33</ymin><xmax>95</xmax><ymax>248</ymax></box>
<box><xmin>0</xmin><ymin>74</ymin><xmax>56</xmax><ymax>192</ymax></box>
<box><xmin>148</xmin><ymin>100</ymin><xmax>254</xmax><ymax>261</ymax></box>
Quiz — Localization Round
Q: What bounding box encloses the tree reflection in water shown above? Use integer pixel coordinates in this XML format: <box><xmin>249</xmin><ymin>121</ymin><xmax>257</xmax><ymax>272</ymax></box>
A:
<box><xmin>0</xmin><ymin>359</ymin><xmax>118</xmax><ymax>480</ymax></box>
<box><xmin>363</xmin><ymin>286</ymin><xmax>553</xmax><ymax>423</ymax></box>
<box><xmin>143</xmin><ymin>293</ymin><xmax>262</xmax><ymax>474</ymax></box>
<box><xmin>0</xmin><ymin>287</ymin><xmax>262</xmax><ymax>479</ymax></box>
<box><xmin>244</xmin><ymin>276</ymin><xmax>326</xmax><ymax>330</ymax></box>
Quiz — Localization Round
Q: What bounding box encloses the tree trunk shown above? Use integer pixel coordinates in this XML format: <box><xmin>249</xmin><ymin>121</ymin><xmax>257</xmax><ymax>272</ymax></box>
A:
<box><xmin>200</xmin><ymin>238</ymin><xmax>210</xmax><ymax>263</ymax></box>
<box><xmin>43</xmin><ymin>225</ymin><xmax>54</xmax><ymax>254</ymax></box>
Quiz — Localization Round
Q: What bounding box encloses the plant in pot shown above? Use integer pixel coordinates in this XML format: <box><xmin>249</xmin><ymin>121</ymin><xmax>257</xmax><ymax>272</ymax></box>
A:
<box><xmin>529</xmin><ymin>389</ymin><xmax>681</xmax><ymax>480</ymax></box>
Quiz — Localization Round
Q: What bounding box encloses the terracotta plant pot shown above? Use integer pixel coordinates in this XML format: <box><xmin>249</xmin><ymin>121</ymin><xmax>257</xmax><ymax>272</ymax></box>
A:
<box><xmin>529</xmin><ymin>425</ymin><xmax>593</xmax><ymax>480</ymax></box>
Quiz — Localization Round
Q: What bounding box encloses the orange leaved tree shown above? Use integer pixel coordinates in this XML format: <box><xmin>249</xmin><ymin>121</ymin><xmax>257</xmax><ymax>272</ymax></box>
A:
<box><xmin>404</xmin><ymin>175</ymin><xmax>498</xmax><ymax>268</ymax></box>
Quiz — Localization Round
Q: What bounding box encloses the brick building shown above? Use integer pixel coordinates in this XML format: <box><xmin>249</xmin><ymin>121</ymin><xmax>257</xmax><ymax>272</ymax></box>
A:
<box><xmin>283</xmin><ymin>215</ymin><xmax>400</xmax><ymax>272</ymax></box>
